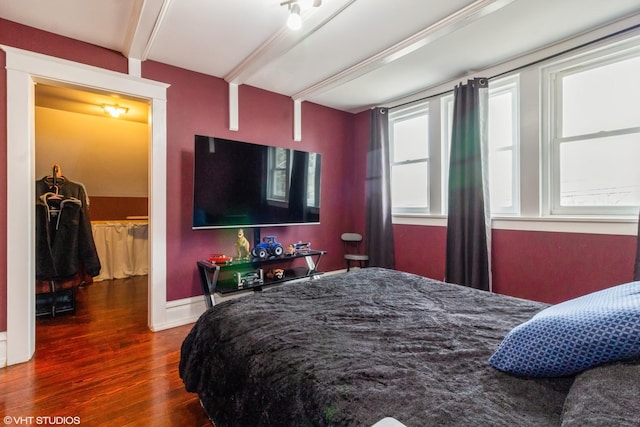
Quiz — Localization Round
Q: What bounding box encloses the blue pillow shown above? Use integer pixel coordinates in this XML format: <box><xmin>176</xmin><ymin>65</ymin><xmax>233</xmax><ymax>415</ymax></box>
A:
<box><xmin>489</xmin><ymin>281</ymin><xmax>640</xmax><ymax>377</ymax></box>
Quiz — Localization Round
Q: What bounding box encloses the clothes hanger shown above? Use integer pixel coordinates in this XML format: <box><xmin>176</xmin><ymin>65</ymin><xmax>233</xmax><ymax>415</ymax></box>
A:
<box><xmin>44</xmin><ymin>165</ymin><xmax>64</xmax><ymax>205</ymax></box>
<box><xmin>47</xmin><ymin>186</ymin><xmax>62</xmax><ymax>200</ymax></box>
<box><xmin>46</xmin><ymin>164</ymin><xmax>64</xmax><ymax>188</ymax></box>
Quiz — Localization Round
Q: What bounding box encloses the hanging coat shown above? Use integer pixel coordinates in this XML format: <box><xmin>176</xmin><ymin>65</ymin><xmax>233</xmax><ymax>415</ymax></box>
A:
<box><xmin>35</xmin><ymin>194</ymin><xmax>101</xmax><ymax>280</ymax></box>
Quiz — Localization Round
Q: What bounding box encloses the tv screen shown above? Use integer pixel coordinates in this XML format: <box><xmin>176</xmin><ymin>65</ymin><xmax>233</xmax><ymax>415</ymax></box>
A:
<box><xmin>192</xmin><ymin>135</ymin><xmax>322</xmax><ymax>229</ymax></box>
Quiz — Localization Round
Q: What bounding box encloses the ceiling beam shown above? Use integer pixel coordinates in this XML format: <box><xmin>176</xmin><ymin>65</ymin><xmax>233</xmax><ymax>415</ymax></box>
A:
<box><xmin>292</xmin><ymin>0</ymin><xmax>516</xmax><ymax>103</ymax></box>
<box><xmin>224</xmin><ymin>0</ymin><xmax>357</xmax><ymax>85</ymax></box>
<box><xmin>123</xmin><ymin>0</ymin><xmax>172</xmax><ymax>61</ymax></box>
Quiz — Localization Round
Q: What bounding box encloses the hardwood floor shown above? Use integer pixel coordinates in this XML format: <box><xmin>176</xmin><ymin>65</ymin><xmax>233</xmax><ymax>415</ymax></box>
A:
<box><xmin>0</xmin><ymin>276</ymin><xmax>211</xmax><ymax>426</ymax></box>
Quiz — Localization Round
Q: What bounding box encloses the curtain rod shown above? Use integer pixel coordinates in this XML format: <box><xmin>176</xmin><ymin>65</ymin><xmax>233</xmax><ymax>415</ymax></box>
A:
<box><xmin>389</xmin><ymin>22</ymin><xmax>640</xmax><ymax>111</ymax></box>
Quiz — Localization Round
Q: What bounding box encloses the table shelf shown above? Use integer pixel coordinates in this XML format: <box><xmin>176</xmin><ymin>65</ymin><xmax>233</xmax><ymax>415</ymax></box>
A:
<box><xmin>197</xmin><ymin>250</ymin><xmax>326</xmax><ymax>308</ymax></box>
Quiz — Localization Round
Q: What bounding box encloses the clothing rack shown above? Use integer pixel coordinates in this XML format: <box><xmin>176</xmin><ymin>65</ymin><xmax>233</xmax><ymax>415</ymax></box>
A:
<box><xmin>36</xmin><ymin>164</ymin><xmax>81</xmax><ymax>317</ymax></box>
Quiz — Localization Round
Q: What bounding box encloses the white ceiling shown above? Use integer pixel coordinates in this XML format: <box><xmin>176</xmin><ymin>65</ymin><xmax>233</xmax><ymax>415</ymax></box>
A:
<box><xmin>2</xmin><ymin>0</ymin><xmax>640</xmax><ymax>114</ymax></box>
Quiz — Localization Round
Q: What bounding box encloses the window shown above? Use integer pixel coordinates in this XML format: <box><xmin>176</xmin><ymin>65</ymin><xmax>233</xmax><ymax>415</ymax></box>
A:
<box><xmin>389</xmin><ymin>26</ymin><xmax>639</xmax><ymax>229</ymax></box>
<box><xmin>544</xmin><ymin>39</ymin><xmax>640</xmax><ymax>216</ymax></box>
<box><xmin>306</xmin><ymin>152</ymin><xmax>321</xmax><ymax>208</ymax></box>
<box><xmin>389</xmin><ymin>102</ymin><xmax>429</xmax><ymax>214</ymax></box>
<box><xmin>268</xmin><ymin>147</ymin><xmax>290</xmax><ymax>203</ymax></box>
<box><xmin>440</xmin><ymin>76</ymin><xmax>520</xmax><ymax>216</ymax></box>
<box><xmin>267</xmin><ymin>147</ymin><xmax>321</xmax><ymax>209</ymax></box>
<box><xmin>488</xmin><ymin>76</ymin><xmax>520</xmax><ymax>215</ymax></box>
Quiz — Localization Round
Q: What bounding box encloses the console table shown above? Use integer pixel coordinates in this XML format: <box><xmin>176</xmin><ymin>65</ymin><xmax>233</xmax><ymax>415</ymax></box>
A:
<box><xmin>197</xmin><ymin>250</ymin><xmax>326</xmax><ymax>308</ymax></box>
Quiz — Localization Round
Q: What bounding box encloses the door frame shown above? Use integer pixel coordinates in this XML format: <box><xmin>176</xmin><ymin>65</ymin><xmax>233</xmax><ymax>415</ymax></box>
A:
<box><xmin>3</xmin><ymin>45</ymin><xmax>169</xmax><ymax>365</ymax></box>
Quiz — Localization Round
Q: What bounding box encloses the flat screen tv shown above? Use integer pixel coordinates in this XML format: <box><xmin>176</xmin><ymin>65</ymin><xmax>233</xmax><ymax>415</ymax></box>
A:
<box><xmin>192</xmin><ymin>135</ymin><xmax>322</xmax><ymax>229</ymax></box>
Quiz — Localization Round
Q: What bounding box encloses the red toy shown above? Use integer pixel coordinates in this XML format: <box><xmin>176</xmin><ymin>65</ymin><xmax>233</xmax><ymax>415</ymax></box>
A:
<box><xmin>209</xmin><ymin>254</ymin><xmax>233</xmax><ymax>264</ymax></box>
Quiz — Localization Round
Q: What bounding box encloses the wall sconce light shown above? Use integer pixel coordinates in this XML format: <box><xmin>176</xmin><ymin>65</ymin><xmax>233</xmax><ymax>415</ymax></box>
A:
<box><xmin>103</xmin><ymin>104</ymin><xmax>128</xmax><ymax>118</ymax></box>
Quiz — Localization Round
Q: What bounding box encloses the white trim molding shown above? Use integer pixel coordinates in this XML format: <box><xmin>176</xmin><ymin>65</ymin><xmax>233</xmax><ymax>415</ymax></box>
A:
<box><xmin>0</xmin><ymin>332</ymin><xmax>7</xmax><ymax>368</ymax></box>
<box><xmin>161</xmin><ymin>296</ymin><xmax>207</xmax><ymax>330</ymax></box>
<box><xmin>229</xmin><ymin>82</ymin><xmax>239</xmax><ymax>131</ymax></box>
<box><xmin>392</xmin><ymin>214</ymin><xmax>638</xmax><ymax>236</ymax></box>
<box><xmin>128</xmin><ymin>57</ymin><xmax>142</xmax><ymax>78</ymax></box>
<box><xmin>293</xmin><ymin>99</ymin><xmax>302</xmax><ymax>141</ymax></box>
<box><xmin>293</xmin><ymin>0</ymin><xmax>516</xmax><ymax>102</ymax></box>
<box><xmin>1</xmin><ymin>45</ymin><xmax>169</xmax><ymax>366</ymax></box>
<box><xmin>491</xmin><ymin>217</ymin><xmax>639</xmax><ymax>236</ymax></box>
<box><xmin>224</xmin><ymin>0</ymin><xmax>357</xmax><ymax>86</ymax></box>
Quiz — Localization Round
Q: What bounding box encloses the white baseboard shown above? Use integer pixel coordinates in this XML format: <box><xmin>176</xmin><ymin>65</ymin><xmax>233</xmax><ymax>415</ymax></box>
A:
<box><xmin>0</xmin><ymin>331</ymin><xmax>7</xmax><ymax>368</ymax></box>
<box><xmin>151</xmin><ymin>296</ymin><xmax>207</xmax><ymax>331</ymax></box>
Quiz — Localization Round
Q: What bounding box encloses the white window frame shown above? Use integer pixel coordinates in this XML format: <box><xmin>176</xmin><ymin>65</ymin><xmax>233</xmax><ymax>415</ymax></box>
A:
<box><xmin>440</xmin><ymin>94</ymin><xmax>453</xmax><ymax>215</ymax></box>
<box><xmin>389</xmin><ymin>101</ymin><xmax>430</xmax><ymax>215</ymax></box>
<box><xmin>542</xmin><ymin>35</ymin><xmax>640</xmax><ymax>217</ymax></box>
<box><xmin>267</xmin><ymin>146</ymin><xmax>290</xmax><ymax>204</ymax></box>
<box><xmin>488</xmin><ymin>75</ymin><xmax>521</xmax><ymax>216</ymax></box>
<box><xmin>306</xmin><ymin>152</ymin><xmax>321</xmax><ymax>209</ymax></box>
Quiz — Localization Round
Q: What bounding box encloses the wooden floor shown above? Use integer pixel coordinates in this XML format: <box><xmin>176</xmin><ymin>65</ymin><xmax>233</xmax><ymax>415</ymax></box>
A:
<box><xmin>0</xmin><ymin>276</ymin><xmax>211</xmax><ymax>426</ymax></box>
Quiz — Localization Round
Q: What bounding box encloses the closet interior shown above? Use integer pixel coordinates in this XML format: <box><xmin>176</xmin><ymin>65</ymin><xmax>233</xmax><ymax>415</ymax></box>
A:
<box><xmin>34</xmin><ymin>84</ymin><xmax>150</xmax><ymax>319</ymax></box>
<box><xmin>35</xmin><ymin>164</ymin><xmax>101</xmax><ymax>316</ymax></box>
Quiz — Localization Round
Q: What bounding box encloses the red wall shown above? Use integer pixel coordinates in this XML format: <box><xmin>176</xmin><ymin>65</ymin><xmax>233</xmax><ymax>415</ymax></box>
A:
<box><xmin>0</xmin><ymin>19</ymin><xmax>127</xmax><ymax>73</ymax></box>
<box><xmin>393</xmin><ymin>225</ymin><xmax>447</xmax><ymax>281</ymax></box>
<box><xmin>349</xmin><ymin>111</ymin><xmax>370</xmax><ymax>237</ymax></box>
<box><xmin>491</xmin><ymin>229</ymin><xmax>636</xmax><ymax>303</ymax></box>
<box><xmin>392</xmin><ymin>224</ymin><xmax>637</xmax><ymax>304</ymax></box>
<box><xmin>140</xmin><ymin>62</ymin><xmax>355</xmax><ymax>301</ymax></box>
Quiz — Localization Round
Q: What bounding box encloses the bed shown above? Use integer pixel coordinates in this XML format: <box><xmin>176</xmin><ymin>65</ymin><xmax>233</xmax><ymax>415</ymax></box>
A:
<box><xmin>179</xmin><ymin>267</ymin><xmax>640</xmax><ymax>426</ymax></box>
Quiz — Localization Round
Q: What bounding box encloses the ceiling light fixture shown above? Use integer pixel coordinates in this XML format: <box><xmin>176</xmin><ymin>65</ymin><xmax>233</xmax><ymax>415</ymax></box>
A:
<box><xmin>281</xmin><ymin>0</ymin><xmax>322</xmax><ymax>30</ymax></box>
<box><xmin>287</xmin><ymin>3</ymin><xmax>302</xmax><ymax>30</ymax></box>
<box><xmin>102</xmin><ymin>104</ymin><xmax>128</xmax><ymax>118</ymax></box>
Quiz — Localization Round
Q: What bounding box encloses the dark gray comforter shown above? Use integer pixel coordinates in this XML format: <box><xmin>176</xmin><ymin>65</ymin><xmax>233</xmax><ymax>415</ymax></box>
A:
<box><xmin>561</xmin><ymin>358</ymin><xmax>640</xmax><ymax>426</ymax></box>
<box><xmin>180</xmin><ymin>268</ymin><xmax>575</xmax><ymax>426</ymax></box>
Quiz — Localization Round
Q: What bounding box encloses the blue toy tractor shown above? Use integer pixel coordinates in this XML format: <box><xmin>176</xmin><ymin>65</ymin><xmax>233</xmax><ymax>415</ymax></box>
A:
<box><xmin>252</xmin><ymin>235</ymin><xmax>284</xmax><ymax>259</ymax></box>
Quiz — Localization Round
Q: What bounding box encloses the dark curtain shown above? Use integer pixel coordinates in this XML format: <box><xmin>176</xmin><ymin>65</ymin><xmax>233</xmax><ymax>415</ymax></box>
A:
<box><xmin>445</xmin><ymin>78</ymin><xmax>491</xmax><ymax>291</ymax></box>
<box><xmin>365</xmin><ymin>107</ymin><xmax>395</xmax><ymax>269</ymax></box>
<box><xmin>635</xmin><ymin>210</ymin><xmax>640</xmax><ymax>281</ymax></box>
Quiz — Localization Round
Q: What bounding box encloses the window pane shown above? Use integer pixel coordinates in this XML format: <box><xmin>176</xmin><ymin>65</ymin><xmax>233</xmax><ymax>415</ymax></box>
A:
<box><xmin>490</xmin><ymin>150</ymin><xmax>513</xmax><ymax>210</ymax></box>
<box><xmin>393</xmin><ymin>115</ymin><xmax>429</xmax><ymax>162</ymax></box>
<box><xmin>560</xmin><ymin>133</ymin><xmax>640</xmax><ymax>206</ymax></box>
<box><xmin>562</xmin><ymin>56</ymin><xmax>640</xmax><ymax>137</ymax></box>
<box><xmin>488</xmin><ymin>92</ymin><xmax>513</xmax><ymax>150</ymax></box>
<box><xmin>268</xmin><ymin>147</ymin><xmax>289</xmax><ymax>201</ymax></box>
<box><xmin>275</xmin><ymin>147</ymin><xmax>288</xmax><ymax>168</ymax></box>
<box><xmin>306</xmin><ymin>153</ymin><xmax>319</xmax><ymax>207</ymax></box>
<box><xmin>487</xmin><ymin>78</ymin><xmax>518</xmax><ymax>215</ymax></box>
<box><xmin>392</xmin><ymin>162</ymin><xmax>428</xmax><ymax>209</ymax></box>
<box><xmin>272</xmin><ymin>170</ymin><xmax>287</xmax><ymax>199</ymax></box>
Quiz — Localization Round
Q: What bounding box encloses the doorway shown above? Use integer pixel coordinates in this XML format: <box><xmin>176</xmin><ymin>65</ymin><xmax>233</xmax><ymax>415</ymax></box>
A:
<box><xmin>34</xmin><ymin>82</ymin><xmax>150</xmax><ymax>321</ymax></box>
<box><xmin>4</xmin><ymin>46</ymin><xmax>169</xmax><ymax>365</ymax></box>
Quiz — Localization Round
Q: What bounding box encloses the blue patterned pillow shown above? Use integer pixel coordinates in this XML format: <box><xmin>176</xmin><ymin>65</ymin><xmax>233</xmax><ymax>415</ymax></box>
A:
<box><xmin>489</xmin><ymin>281</ymin><xmax>640</xmax><ymax>377</ymax></box>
